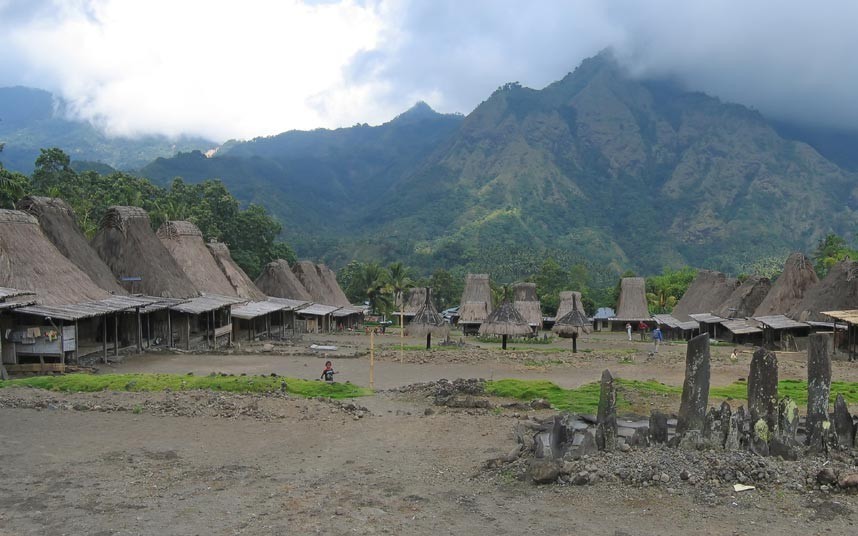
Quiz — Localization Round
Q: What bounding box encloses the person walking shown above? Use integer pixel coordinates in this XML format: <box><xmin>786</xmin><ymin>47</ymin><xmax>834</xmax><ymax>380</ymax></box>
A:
<box><xmin>638</xmin><ymin>320</ymin><xmax>648</xmax><ymax>341</ymax></box>
<box><xmin>651</xmin><ymin>326</ymin><xmax>663</xmax><ymax>354</ymax></box>
<box><xmin>625</xmin><ymin>322</ymin><xmax>632</xmax><ymax>341</ymax></box>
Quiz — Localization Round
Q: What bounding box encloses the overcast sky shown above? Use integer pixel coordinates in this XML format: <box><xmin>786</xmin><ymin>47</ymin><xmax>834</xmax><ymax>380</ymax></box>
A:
<box><xmin>1</xmin><ymin>0</ymin><xmax>856</xmax><ymax>141</ymax></box>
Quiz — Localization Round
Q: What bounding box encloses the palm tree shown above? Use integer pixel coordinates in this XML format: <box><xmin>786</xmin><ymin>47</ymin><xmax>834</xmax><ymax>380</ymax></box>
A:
<box><xmin>646</xmin><ymin>290</ymin><xmax>677</xmax><ymax>314</ymax></box>
<box><xmin>386</xmin><ymin>262</ymin><xmax>413</xmax><ymax>309</ymax></box>
<box><xmin>354</xmin><ymin>263</ymin><xmax>392</xmax><ymax>315</ymax></box>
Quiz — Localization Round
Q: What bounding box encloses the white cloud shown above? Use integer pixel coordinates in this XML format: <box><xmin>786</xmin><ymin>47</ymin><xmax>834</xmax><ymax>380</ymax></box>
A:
<box><xmin>1</xmin><ymin>0</ymin><xmax>857</xmax><ymax>141</ymax></box>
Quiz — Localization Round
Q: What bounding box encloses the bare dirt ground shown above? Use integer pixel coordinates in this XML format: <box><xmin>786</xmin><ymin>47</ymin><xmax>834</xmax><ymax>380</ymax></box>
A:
<box><xmin>1</xmin><ymin>331</ymin><xmax>856</xmax><ymax>535</ymax></box>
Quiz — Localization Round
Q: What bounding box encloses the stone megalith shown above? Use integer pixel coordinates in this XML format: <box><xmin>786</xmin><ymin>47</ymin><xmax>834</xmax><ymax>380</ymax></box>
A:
<box><xmin>649</xmin><ymin>410</ymin><xmax>669</xmax><ymax>444</ymax></box>
<box><xmin>748</xmin><ymin>347</ymin><xmax>778</xmax><ymax>433</ymax></box>
<box><xmin>778</xmin><ymin>396</ymin><xmax>799</xmax><ymax>443</ymax></box>
<box><xmin>833</xmin><ymin>394</ymin><xmax>855</xmax><ymax>449</ymax></box>
<box><xmin>677</xmin><ymin>333</ymin><xmax>710</xmax><ymax>436</ymax></box>
<box><xmin>806</xmin><ymin>333</ymin><xmax>832</xmax><ymax>448</ymax></box>
<box><xmin>596</xmin><ymin>369</ymin><xmax>617</xmax><ymax>451</ymax></box>
<box><xmin>719</xmin><ymin>401</ymin><xmax>732</xmax><ymax>448</ymax></box>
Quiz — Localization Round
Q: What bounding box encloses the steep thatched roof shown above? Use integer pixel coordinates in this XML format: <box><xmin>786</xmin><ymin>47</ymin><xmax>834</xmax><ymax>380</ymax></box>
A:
<box><xmin>399</xmin><ymin>287</ymin><xmax>426</xmax><ymax>315</ymax></box>
<box><xmin>207</xmin><ymin>242</ymin><xmax>267</xmax><ymax>301</ymax></box>
<box><xmin>553</xmin><ymin>292</ymin><xmax>592</xmax><ymax>337</ymax></box>
<box><xmin>754</xmin><ymin>253</ymin><xmax>820</xmax><ymax>317</ymax></box>
<box><xmin>0</xmin><ymin>209</ymin><xmax>110</xmax><ymax>306</ymax></box>
<box><xmin>789</xmin><ymin>259</ymin><xmax>858</xmax><ymax>322</ymax></box>
<box><xmin>157</xmin><ymin>221</ymin><xmax>237</xmax><ymax>297</ymax></box>
<box><xmin>91</xmin><ymin>206</ymin><xmax>199</xmax><ymax>299</ymax></box>
<box><xmin>713</xmin><ymin>275</ymin><xmax>772</xmax><ymax>319</ymax></box>
<box><xmin>405</xmin><ymin>288</ymin><xmax>450</xmax><ymax>338</ymax></box>
<box><xmin>254</xmin><ymin>259</ymin><xmax>312</xmax><ymax>301</ymax></box>
<box><xmin>615</xmin><ymin>277</ymin><xmax>650</xmax><ymax>320</ymax></box>
<box><xmin>459</xmin><ymin>273</ymin><xmax>493</xmax><ymax>324</ymax></box>
<box><xmin>16</xmin><ymin>196</ymin><xmax>126</xmax><ymax>295</ymax></box>
<box><xmin>289</xmin><ymin>261</ymin><xmax>350</xmax><ymax>307</ymax></box>
<box><xmin>478</xmin><ymin>300</ymin><xmax>532</xmax><ymax>337</ymax></box>
<box><xmin>671</xmin><ymin>270</ymin><xmax>739</xmax><ymax>323</ymax></box>
<box><xmin>317</xmin><ymin>264</ymin><xmax>351</xmax><ymax>307</ymax></box>
<box><xmin>556</xmin><ymin>291</ymin><xmax>585</xmax><ymax>320</ymax></box>
<box><xmin>513</xmin><ymin>282</ymin><xmax>542</xmax><ymax>327</ymax></box>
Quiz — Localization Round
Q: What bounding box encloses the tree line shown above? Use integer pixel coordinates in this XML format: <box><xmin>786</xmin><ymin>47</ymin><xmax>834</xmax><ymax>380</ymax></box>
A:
<box><xmin>0</xmin><ymin>147</ymin><xmax>295</xmax><ymax>279</ymax></box>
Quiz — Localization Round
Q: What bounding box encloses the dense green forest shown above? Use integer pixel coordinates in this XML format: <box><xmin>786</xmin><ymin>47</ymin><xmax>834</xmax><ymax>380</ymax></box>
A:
<box><xmin>1</xmin><ymin>147</ymin><xmax>294</xmax><ymax>279</ymax></box>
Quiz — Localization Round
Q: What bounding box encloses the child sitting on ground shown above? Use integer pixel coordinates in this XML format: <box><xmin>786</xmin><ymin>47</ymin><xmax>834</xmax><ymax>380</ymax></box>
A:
<box><xmin>320</xmin><ymin>360</ymin><xmax>337</xmax><ymax>382</ymax></box>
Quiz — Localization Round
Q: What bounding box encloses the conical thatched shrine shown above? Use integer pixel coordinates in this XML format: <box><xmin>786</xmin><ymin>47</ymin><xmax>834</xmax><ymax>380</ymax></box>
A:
<box><xmin>555</xmin><ymin>291</ymin><xmax>585</xmax><ymax>321</ymax></box>
<box><xmin>479</xmin><ymin>299</ymin><xmax>531</xmax><ymax>349</ymax></box>
<box><xmin>553</xmin><ymin>293</ymin><xmax>591</xmax><ymax>352</ymax></box>
<box><xmin>404</xmin><ymin>288</ymin><xmax>449</xmax><ymax>348</ymax></box>
<box><xmin>754</xmin><ymin>253</ymin><xmax>820</xmax><ymax>317</ymax></box>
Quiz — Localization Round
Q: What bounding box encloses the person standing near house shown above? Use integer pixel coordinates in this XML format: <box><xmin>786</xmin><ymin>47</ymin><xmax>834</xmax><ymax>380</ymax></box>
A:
<box><xmin>638</xmin><ymin>320</ymin><xmax>648</xmax><ymax>341</ymax></box>
<box><xmin>625</xmin><ymin>322</ymin><xmax>632</xmax><ymax>341</ymax></box>
<box><xmin>651</xmin><ymin>326</ymin><xmax>663</xmax><ymax>353</ymax></box>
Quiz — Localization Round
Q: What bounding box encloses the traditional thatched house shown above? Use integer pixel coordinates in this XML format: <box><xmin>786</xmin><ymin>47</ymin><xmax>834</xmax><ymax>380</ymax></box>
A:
<box><xmin>513</xmin><ymin>282</ymin><xmax>542</xmax><ymax>333</ymax></box>
<box><xmin>479</xmin><ymin>299</ymin><xmax>530</xmax><ymax>349</ymax></box>
<box><xmin>612</xmin><ymin>277</ymin><xmax>650</xmax><ymax>329</ymax></box>
<box><xmin>157</xmin><ymin>221</ymin><xmax>238</xmax><ymax>297</ymax></box>
<box><xmin>713</xmin><ymin>275</ymin><xmax>771</xmax><ymax>319</ymax></box>
<box><xmin>652</xmin><ymin>314</ymin><xmax>699</xmax><ymax>341</ymax></box>
<box><xmin>754</xmin><ymin>253</ymin><xmax>820</xmax><ymax>317</ymax></box>
<box><xmin>789</xmin><ymin>260</ymin><xmax>858</xmax><ymax>322</ymax></box>
<box><xmin>553</xmin><ymin>293</ymin><xmax>591</xmax><ymax>352</ymax></box>
<box><xmin>91</xmin><ymin>206</ymin><xmax>199</xmax><ymax>299</ymax></box>
<box><xmin>718</xmin><ymin>318</ymin><xmax>763</xmax><ymax>345</ymax></box>
<box><xmin>255</xmin><ymin>259</ymin><xmax>312</xmax><ymax>301</ymax></box>
<box><xmin>207</xmin><ymin>242</ymin><xmax>267</xmax><ymax>301</ymax></box>
<box><xmin>167</xmin><ymin>294</ymin><xmax>245</xmax><ymax>350</ymax></box>
<box><xmin>230</xmin><ymin>299</ymin><xmax>302</xmax><ymax>343</ymax></box>
<box><xmin>556</xmin><ymin>291</ymin><xmax>585</xmax><ymax>322</ymax></box>
<box><xmin>317</xmin><ymin>263</ymin><xmax>350</xmax><ymax>308</ymax></box>
<box><xmin>405</xmin><ymin>288</ymin><xmax>449</xmax><ymax>348</ymax></box>
<box><xmin>671</xmin><ymin>270</ymin><xmax>739</xmax><ymax>323</ymax></box>
<box><xmin>394</xmin><ymin>287</ymin><xmax>426</xmax><ymax>324</ymax></box>
<box><xmin>17</xmin><ymin>196</ymin><xmax>126</xmax><ymax>295</ymax></box>
<box><xmin>458</xmin><ymin>274</ymin><xmax>493</xmax><ymax>335</ymax></box>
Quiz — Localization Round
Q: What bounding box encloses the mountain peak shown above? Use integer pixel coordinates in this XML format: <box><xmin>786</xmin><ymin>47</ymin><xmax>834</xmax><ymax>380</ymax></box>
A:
<box><xmin>390</xmin><ymin>101</ymin><xmax>440</xmax><ymax>124</ymax></box>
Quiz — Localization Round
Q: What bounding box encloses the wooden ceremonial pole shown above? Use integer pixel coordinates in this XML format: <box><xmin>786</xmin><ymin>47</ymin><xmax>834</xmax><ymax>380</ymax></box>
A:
<box><xmin>370</xmin><ymin>329</ymin><xmax>375</xmax><ymax>389</ymax></box>
<box><xmin>400</xmin><ymin>308</ymin><xmax>404</xmax><ymax>364</ymax></box>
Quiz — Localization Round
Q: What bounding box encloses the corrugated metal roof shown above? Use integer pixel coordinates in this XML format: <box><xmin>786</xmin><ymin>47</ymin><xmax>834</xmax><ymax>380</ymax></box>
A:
<box><xmin>720</xmin><ymin>319</ymin><xmax>762</xmax><ymax>335</ymax></box>
<box><xmin>653</xmin><ymin>314</ymin><xmax>680</xmax><ymax>328</ymax></box>
<box><xmin>332</xmin><ymin>305</ymin><xmax>365</xmax><ymax>318</ymax></box>
<box><xmin>170</xmin><ymin>294</ymin><xmax>247</xmax><ymax>315</ymax></box>
<box><xmin>594</xmin><ymin>307</ymin><xmax>615</xmax><ymax>319</ymax></box>
<box><xmin>0</xmin><ymin>287</ymin><xmax>35</xmax><ymax>299</ymax></box>
<box><xmin>822</xmin><ymin>310</ymin><xmax>858</xmax><ymax>324</ymax></box>
<box><xmin>267</xmin><ymin>297</ymin><xmax>311</xmax><ymax>310</ymax></box>
<box><xmin>689</xmin><ymin>313</ymin><xmax>724</xmax><ymax>323</ymax></box>
<box><xmin>677</xmin><ymin>321</ymin><xmax>700</xmax><ymax>330</ymax></box>
<box><xmin>753</xmin><ymin>315</ymin><xmax>808</xmax><ymax>330</ymax></box>
<box><xmin>231</xmin><ymin>300</ymin><xmax>289</xmax><ymax>320</ymax></box>
<box><xmin>12</xmin><ymin>295</ymin><xmax>185</xmax><ymax>321</ymax></box>
<box><xmin>0</xmin><ymin>300</ymin><xmax>35</xmax><ymax>311</ymax></box>
<box><xmin>297</xmin><ymin>303</ymin><xmax>340</xmax><ymax>316</ymax></box>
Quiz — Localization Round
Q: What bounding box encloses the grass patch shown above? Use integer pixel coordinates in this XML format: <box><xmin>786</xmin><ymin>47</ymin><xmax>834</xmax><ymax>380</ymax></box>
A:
<box><xmin>0</xmin><ymin>373</ymin><xmax>372</xmax><ymax>399</ymax></box>
<box><xmin>477</xmin><ymin>335</ymin><xmax>553</xmax><ymax>345</ymax></box>
<box><xmin>485</xmin><ymin>378</ymin><xmax>858</xmax><ymax>414</ymax></box>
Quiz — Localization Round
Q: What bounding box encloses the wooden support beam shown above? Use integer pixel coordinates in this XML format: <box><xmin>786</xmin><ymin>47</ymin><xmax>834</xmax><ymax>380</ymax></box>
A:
<box><xmin>113</xmin><ymin>313</ymin><xmax>119</xmax><ymax>357</ymax></box>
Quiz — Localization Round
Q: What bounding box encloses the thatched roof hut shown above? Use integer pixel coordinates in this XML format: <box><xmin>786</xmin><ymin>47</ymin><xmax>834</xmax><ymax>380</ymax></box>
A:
<box><xmin>788</xmin><ymin>259</ymin><xmax>858</xmax><ymax>322</ymax></box>
<box><xmin>479</xmin><ymin>299</ymin><xmax>531</xmax><ymax>348</ymax></box>
<box><xmin>254</xmin><ymin>259</ymin><xmax>312</xmax><ymax>301</ymax></box>
<box><xmin>207</xmin><ymin>242</ymin><xmax>267</xmax><ymax>301</ymax></box>
<box><xmin>317</xmin><ymin>264</ymin><xmax>351</xmax><ymax>307</ymax></box>
<box><xmin>91</xmin><ymin>206</ymin><xmax>199</xmax><ymax>299</ymax></box>
<box><xmin>459</xmin><ymin>274</ymin><xmax>493</xmax><ymax>325</ymax></box>
<box><xmin>0</xmin><ymin>209</ymin><xmax>110</xmax><ymax>305</ymax></box>
<box><xmin>615</xmin><ymin>277</ymin><xmax>650</xmax><ymax>320</ymax></box>
<box><xmin>399</xmin><ymin>287</ymin><xmax>427</xmax><ymax>315</ymax></box>
<box><xmin>754</xmin><ymin>253</ymin><xmax>820</xmax><ymax>317</ymax></box>
<box><xmin>405</xmin><ymin>288</ymin><xmax>449</xmax><ymax>346</ymax></box>
<box><xmin>671</xmin><ymin>270</ymin><xmax>739</xmax><ymax>322</ymax></box>
<box><xmin>289</xmin><ymin>261</ymin><xmax>349</xmax><ymax>306</ymax></box>
<box><xmin>16</xmin><ymin>196</ymin><xmax>126</xmax><ymax>295</ymax></box>
<box><xmin>157</xmin><ymin>221</ymin><xmax>238</xmax><ymax>297</ymax></box>
<box><xmin>513</xmin><ymin>282</ymin><xmax>542</xmax><ymax>328</ymax></box>
<box><xmin>556</xmin><ymin>291</ymin><xmax>586</xmax><ymax>320</ymax></box>
<box><xmin>714</xmin><ymin>275</ymin><xmax>772</xmax><ymax>319</ymax></box>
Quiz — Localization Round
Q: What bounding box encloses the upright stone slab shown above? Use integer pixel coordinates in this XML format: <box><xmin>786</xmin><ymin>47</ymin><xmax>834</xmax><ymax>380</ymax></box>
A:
<box><xmin>596</xmin><ymin>369</ymin><xmax>617</xmax><ymax>451</ymax></box>
<box><xmin>833</xmin><ymin>394</ymin><xmax>855</xmax><ymax>449</ymax></box>
<box><xmin>778</xmin><ymin>396</ymin><xmax>799</xmax><ymax>443</ymax></box>
<box><xmin>806</xmin><ymin>333</ymin><xmax>832</xmax><ymax>448</ymax></box>
<box><xmin>649</xmin><ymin>410</ymin><xmax>669</xmax><ymax>444</ymax></box>
<box><xmin>748</xmin><ymin>347</ymin><xmax>778</xmax><ymax>433</ymax></box>
<box><xmin>677</xmin><ymin>333</ymin><xmax>710</xmax><ymax>436</ymax></box>
<box><xmin>719</xmin><ymin>401</ymin><xmax>732</xmax><ymax>448</ymax></box>
<box><xmin>549</xmin><ymin>415</ymin><xmax>568</xmax><ymax>459</ymax></box>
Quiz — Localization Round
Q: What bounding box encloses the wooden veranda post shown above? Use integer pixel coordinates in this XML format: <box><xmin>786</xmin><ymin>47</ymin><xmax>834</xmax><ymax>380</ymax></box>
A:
<box><xmin>102</xmin><ymin>318</ymin><xmax>107</xmax><ymax>363</ymax></box>
<box><xmin>113</xmin><ymin>313</ymin><xmax>119</xmax><ymax>357</ymax></box>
